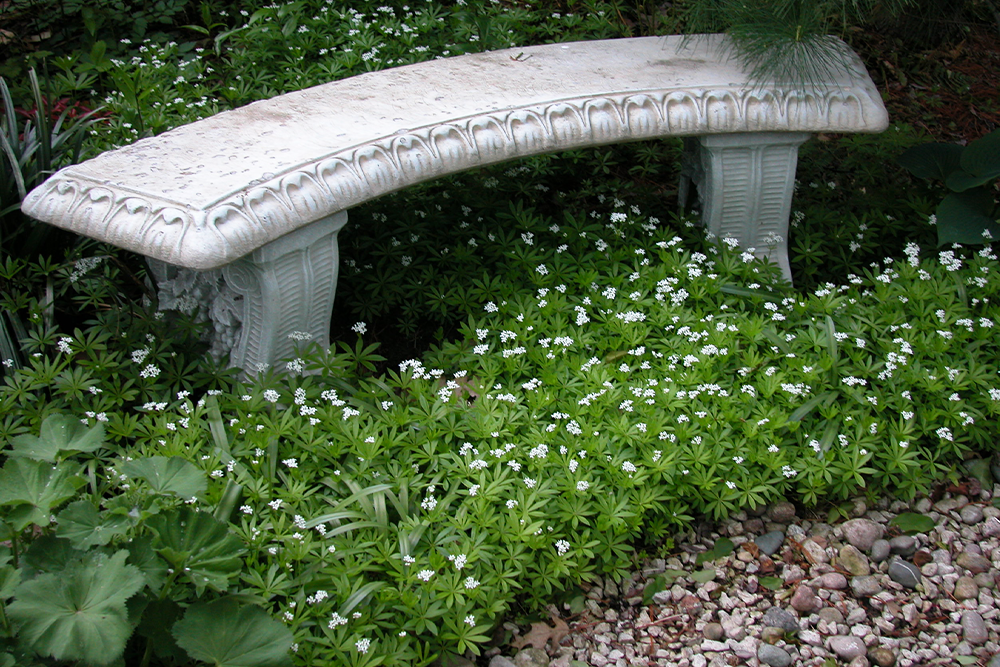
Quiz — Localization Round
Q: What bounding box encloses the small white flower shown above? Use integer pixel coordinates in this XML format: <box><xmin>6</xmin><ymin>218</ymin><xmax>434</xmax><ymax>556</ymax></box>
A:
<box><xmin>417</xmin><ymin>569</ymin><xmax>435</xmax><ymax>582</ymax></box>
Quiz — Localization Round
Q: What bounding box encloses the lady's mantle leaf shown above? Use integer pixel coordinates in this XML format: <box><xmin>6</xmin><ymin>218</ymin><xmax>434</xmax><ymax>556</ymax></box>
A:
<box><xmin>173</xmin><ymin>598</ymin><xmax>293</xmax><ymax>667</ymax></box>
<box><xmin>10</xmin><ymin>414</ymin><xmax>106</xmax><ymax>462</ymax></box>
<box><xmin>56</xmin><ymin>500</ymin><xmax>131</xmax><ymax>549</ymax></box>
<box><xmin>890</xmin><ymin>513</ymin><xmax>936</xmax><ymax>535</ymax></box>
<box><xmin>0</xmin><ymin>458</ymin><xmax>86</xmax><ymax>530</ymax></box>
<box><xmin>8</xmin><ymin>550</ymin><xmax>144</xmax><ymax>665</ymax></box>
<box><xmin>147</xmin><ymin>506</ymin><xmax>245</xmax><ymax>595</ymax></box>
<box><xmin>119</xmin><ymin>456</ymin><xmax>207</xmax><ymax>499</ymax></box>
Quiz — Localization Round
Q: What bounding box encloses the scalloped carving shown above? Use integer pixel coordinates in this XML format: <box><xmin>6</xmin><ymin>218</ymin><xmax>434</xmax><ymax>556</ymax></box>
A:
<box><xmin>22</xmin><ymin>35</ymin><xmax>888</xmax><ymax>271</ymax></box>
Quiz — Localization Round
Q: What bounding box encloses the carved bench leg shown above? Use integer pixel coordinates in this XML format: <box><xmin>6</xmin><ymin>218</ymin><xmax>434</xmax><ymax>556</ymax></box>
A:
<box><xmin>148</xmin><ymin>211</ymin><xmax>349</xmax><ymax>374</ymax></box>
<box><xmin>686</xmin><ymin>132</ymin><xmax>810</xmax><ymax>283</ymax></box>
<box><xmin>222</xmin><ymin>211</ymin><xmax>349</xmax><ymax>373</ymax></box>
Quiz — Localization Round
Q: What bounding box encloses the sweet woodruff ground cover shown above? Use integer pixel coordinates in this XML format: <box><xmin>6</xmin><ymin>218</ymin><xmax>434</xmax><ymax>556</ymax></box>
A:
<box><xmin>1</xmin><ymin>1</ymin><xmax>1000</xmax><ymax>666</ymax></box>
<box><xmin>2</xmin><ymin>184</ymin><xmax>1000</xmax><ymax>665</ymax></box>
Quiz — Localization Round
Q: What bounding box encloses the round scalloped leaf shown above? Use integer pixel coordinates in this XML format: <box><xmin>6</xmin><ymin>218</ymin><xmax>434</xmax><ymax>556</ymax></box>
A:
<box><xmin>960</xmin><ymin>129</ymin><xmax>1000</xmax><ymax>181</ymax></box>
<box><xmin>146</xmin><ymin>507</ymin><xmax>245</xmax><ymax>595</ymax></box>
<box><xmin>7</xmin><ymin>550</ymin><xmax>144</xmax><ymax>665</ymax></box>
<box><xmin>173</xmin><ymin>598</ymin><xmax>293</xmax><ymax>667</ymax></box>
<box><xmin>10</xmin><ymin>414</ymin><xmax>106</xmax><ymax>462</ymax></box>
<box><xmin>55</xmin><ymin>500</ymin><xmax>131</xmax><ymax>549</ymax></box>
<box><xmin>0</xmin><ymin>459</ymin><xmax>86</xmax><ymax>531</ymax></box>
<box><xmin>119</xmin><ymin>456</ymin><xmax>207</xmax><ymax>500</ymax></box>
<box><xmin>897</xmin><ymin>142</ymin><xmax>963</xmax><ymax>181</ymax></box>
<box><xmin>936</xmin><ymin>188</ymin><xmax>1000</xmax><ymax>246</ymax></box>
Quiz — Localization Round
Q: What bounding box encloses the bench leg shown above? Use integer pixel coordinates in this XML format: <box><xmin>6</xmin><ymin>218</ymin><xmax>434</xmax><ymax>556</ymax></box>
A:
<box><xmin>148</xmin><ymin>211</ymin><xmax>349</xmax><ymax>374</ymax></box>
<box><xmin>686</xmin><ymin>132</ymin><xmax>810</xmax><ymax>283</ymax></box>
<box><xmin>222</xmin><ymin>211</ymin><xmax>349</xmax><ymax>373</ymax></box>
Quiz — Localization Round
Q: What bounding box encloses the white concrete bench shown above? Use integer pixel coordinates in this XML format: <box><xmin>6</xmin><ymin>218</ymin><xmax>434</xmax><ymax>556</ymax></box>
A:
<box><xmin>22</xmin><ymin>35</ymin><xmax>888</xmax><ymax>372</ymax></box>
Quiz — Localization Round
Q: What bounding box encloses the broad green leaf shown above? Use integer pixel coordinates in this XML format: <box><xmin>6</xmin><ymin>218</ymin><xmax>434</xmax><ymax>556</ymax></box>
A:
<box><xmin>137</xmin><ymin>599</ymin><xmax>188</xmax><ymax>662</ymax></box>
<box><xmin>119</xmin><ymin>457</ymin><xmax>207</xmax><ymax>500</ymax></box>
<box><xmin>10</xmin><ymin>414</ymin><xmax>106</xmax><ymax>462</ymax></box>
<box><xmin>954</xmin><ymin>656</ymin><xmax>979</xmax><ymax>665</ymax></box>
<box><xmin>890</xmin><ymin>513</ymin><xmax>936</xmax><ymax>535</ymax></box>
<box><xmin>147</xmin><ymin>507</ymin><xmax>245</xmax><ymax>595</ymax></box>
<box><xmin>642</xmin><ymin>574</ymin><xmax>668</xmax><ymax>604</ymax></box>
<box><xmin>758</xmin><ymin>576</ymin><xmax>783</xmax><ymax>590</ymax></box>
<box><xmin>0</xmin><ymin>653</ymin><xmax>12</xmax><ymax>667</ymax></box>
<box><xmin>959</xmin><ymin>129</ymin><xmax>1000</xmax><ymax>183</ymax></box>
<box><xmin>936</xmin><ymin>188</ymin><xmax>1000</xmax><ymax>245</ymax></box>
<box><xmin>56</xmin><ymin>500</ymin><xmax>130</xmax><ymax>549</ymax></box>
<box><xmin>173</xmin><ymin>598</ymin><xmax>294</xmax><ymax>667</ymax></box>
<box><xmin>897</xmin><ymin>142</ymin><xmax>963</xmax><ymax>181</ymax></box>
<box><xmin>20</xmin><ymin>536</ymin><xmax>89</xmax><ymax>578</ymax></box>
<box><xmin>696</xmin><ymin>537</ymin><xmax>735</xmax><ymax>565</ymax></box>
<box><xmin>0</xmin><ymin>565</ymin><xmax>20</xmax><ymax>600</ymax></box>
<box><xmin>0</xmin><ymin>458</ymin><xmax>86</xmax><ymax>531</ymax></box>
<box><xmin>8</xmin><ymin>550</ymin><xmax>144</xmax><ymax>665</ymax></box>
<box><xmin>690</xmin><ymin>569</ymin><xmax>715</xmax><ymax>583</ymax></box>
<box><xmin>961</xmin><ymin>458</ymin><xmax>993</xmax><ymax>492</ymax></box>
<box><xmin>123</xmin><ymin>535</ymin><xmax>169</xmax><ymax>594</ymax></box>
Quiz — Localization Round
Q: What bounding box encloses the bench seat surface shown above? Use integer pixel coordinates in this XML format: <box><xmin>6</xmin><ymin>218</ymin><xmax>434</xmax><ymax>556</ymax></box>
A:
<box><xmin>23</xmin><ymin>35</ymin><xmax>887</xmax><ymax>269</ymax></box>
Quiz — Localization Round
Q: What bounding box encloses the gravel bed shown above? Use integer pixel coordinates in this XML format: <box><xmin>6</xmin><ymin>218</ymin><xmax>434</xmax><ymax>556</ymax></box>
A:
<box><xmin>485</xmin><ymin>482</ymin><xmax>1000</xmax><ymax>667</ymax></box>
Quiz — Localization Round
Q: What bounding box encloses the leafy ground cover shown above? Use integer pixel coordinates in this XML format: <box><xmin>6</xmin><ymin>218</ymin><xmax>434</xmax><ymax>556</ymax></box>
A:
<box><xmin>0</xmin><ymin>1</ymin><xmax>999</xmax><ymax>666</ymax></box>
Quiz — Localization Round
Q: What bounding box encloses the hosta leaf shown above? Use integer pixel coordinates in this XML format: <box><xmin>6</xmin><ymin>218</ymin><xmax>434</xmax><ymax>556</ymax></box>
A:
<box><xmin>10</xmin><ymin>414</ymin><xmax>106</xmax><ymax>462</ymax></box>
<box><xmin>147</xmin><ymin>507</ymin><xmax>245</xmax><ymax>595</ymax></box>
<box><xmin>0</xmin><ymin>459</ymin><xmax>86</xmax><ymax>531</ymax></box>
<box><xmin>936</xmin><ymin>188</ymin><xmax>1000</xmax><ymax>246</ymax></box>
<box><xmin>8</xmin><ymin>550</ymin><xmax>145</xmax><ymax>665</ymax></box>
<box><xmin>960</xmin><ymin>129</ymin><xmax>1000</xmax><ymax>182</ymax></box>
<box><xmin>897</xmin><ymin>142</ymin><xmax>963</xmax><ymax>181</ymax></box>
<box><xmin>890</xmin><ymin>513</ymin><xmax>936</xmax><ymax>535</ymax></box>
<box><xmin>56</xmin><ymin>500</ymin><xmax>130</xmax><ymax>549</ymax></box>
<box><xmin>119</xmin><ymin>457</ymin><xmax>207</xmax><ymax>500</ymax></box>
<box><xmin>173</xmin><ymin>598</ymin><xmax>293</xmax><ymax>667</ymax></box>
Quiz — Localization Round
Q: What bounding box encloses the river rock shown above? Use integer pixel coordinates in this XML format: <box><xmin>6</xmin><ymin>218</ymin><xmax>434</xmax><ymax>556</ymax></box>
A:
<box><xmin>868</xmin><ymin>646</ymin><xmax>896</xmax><ymax>667</ymax></box>
<box><xmin>841</xmin><ymin>518</ymin><xmax>882</xmax><ymax>551</ymax></box>
<box><xmin>954</xmin><ymin>576</ymin><xmax>979</xmax><ymax>600</ymax></box>
<box><xmin>888</xmin><ymin>558</ymin><xmax>921</xmax><ymax>589</ymax></box>
<box><xmin>888</xmin><ymin>535</ymin><xmax>916</xmax><ymax>556</ymax></box>
<box><xmin>956</xmin><ymin>551</ymin><xmax>992</xmax><ymax>574</ymax></box>
<box><xmin>962</xmin><ymin>611</ymin><xmax>988</xmax><ymax>645</ymax></box>
<box><xmin>761</xmin><ymin>606</ymin><xmax>799</xmax><ymax>632</ymax></box>
<box><xmin>790</xmin><ymin>585</ymin><xmax>822</xmax><ymax>613</ymax></box>
<box><xmin>870</xmin><ymin>539</ymin><xmax>891</xmax><ymax>563</ymax></box>
<box><xmin>837</xmin><ymin>545</ymin><xmax>870</xmax><ymax>576</ymax></box>
<box><xmin>851</xmin><ymin>575</ymin><xmax>881</xmax><ymax>597</ymax></box>
<box><xmin>755</xmin><ymin>530</ymin><xmax>785</xmax><ymax>556</ymax></box>
<box><xmin>513</xmin><ymin>648</ymin><xmax>548</xmax><ymax>667</ymax></box>
<box><xmin>757</xmin><ymin>643</ymin><xmax>792</xmax><ymax>667</ymax></box>
<box><xmin>766</xmin><ymin>502</ymin><xmax>797</xmax><ymax>523</ymax></box>
<box><xmin>830</xmin><ymin>635</ymin><xmax>867</xmax><ymax>660</ymax></box>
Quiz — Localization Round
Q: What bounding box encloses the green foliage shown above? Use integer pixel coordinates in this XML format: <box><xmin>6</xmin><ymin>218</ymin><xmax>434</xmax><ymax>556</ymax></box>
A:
<box><xmin>898</xmin><ymin>129</ymin><xmax>1000</xmax><ymax>245</ymax></box>
<box><xmin>173</xmin><ymin>598</ymin><xmax>295</xmax><ymax>667</ymax></box>
<box><xmin>889</xmin><ymin>512</ymin><xmax>936</xmax><ymax>534</ymax></box>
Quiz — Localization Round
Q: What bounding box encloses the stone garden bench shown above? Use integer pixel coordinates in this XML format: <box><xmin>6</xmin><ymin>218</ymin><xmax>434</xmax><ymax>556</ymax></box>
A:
<box><xmin>22</xmin><ymin>35</ymin><xmax>888</xmax><ymax>372</ymax></box>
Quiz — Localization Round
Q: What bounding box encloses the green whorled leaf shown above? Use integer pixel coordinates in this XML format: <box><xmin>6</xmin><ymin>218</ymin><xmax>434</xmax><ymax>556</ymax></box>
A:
<box><xmin>890</xmin><ymin>513</ymin><xmax>936</xmax><ymax>535</ymax></box>
<box><xmin>173</xmin><ymin>598</ymin><xmax>294</xmax><ymax>667</ymax></box>
<box><xmin>0</xmin><ymin>458</ymin><xmax>86</xmax><ymax>531</ymax></box>
<box><xmin>146</xmin><ymin>506</ymin><xmax>246</xmax><ymax>595</ymax></box>
<box><xmin>695</xmin><ymin>537</ymin><xmax>735</xmax><ymax>565</ymax></box>
<box><xmin>959</xmin><ymin>129</ymin><xmax>1000</xmax><ymax>182</ymax></box>
<box><xmin>9</xmin><ymin>414</ymin><xmax>106</xmax><ymax>462</ymax></box>
<box><xmin>119</xmin><ymin>457</ymin><xmax>207</xmax><ymax>500</ymax></box>
<box><xmin>690</xmin><ymin>569</ymin><xmax>715</xmax><ymax>583</ymax></box>
<box><xmin>8</xmin><ymin>550</ymin><xmax>145</xmax><ymax>665</ymax></box>
<box><xmin>123</xmin><ymin>535</ymin><xmax>169</xmax><ymax>594</ymax></box>
<box><xmin>758</xmin><ymin>576</ymin><xmax>783</xmax><ymax>591</ymax></box>
<box><xmin>936</xmin><ymin>188</ymin><xmax>1000</xmax><ymax>246</ymax></box>
<box><xmin>897</xmin><ymin>142</ymin><xmax>963</xmax><ymax>181</ymax></box>
<box><xmin>55</xmin><ymin>500</ymin><xmax>130</xmax><ymax>549</ymax></box>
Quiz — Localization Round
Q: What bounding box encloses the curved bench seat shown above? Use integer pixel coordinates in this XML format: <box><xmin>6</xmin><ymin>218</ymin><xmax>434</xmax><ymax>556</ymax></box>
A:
<box><xmin>23</xmin><ymin>34</ymin><xmax>888</xmax><ymax>371</ymax></box>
